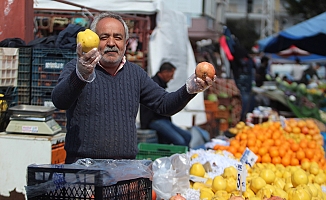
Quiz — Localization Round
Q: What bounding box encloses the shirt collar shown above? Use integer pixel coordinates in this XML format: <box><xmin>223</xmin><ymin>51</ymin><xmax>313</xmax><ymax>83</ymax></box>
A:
<box><xmin>98</xmin><ymin>56</ymin><xmax>126</xmax><ymax>76</ymax></box>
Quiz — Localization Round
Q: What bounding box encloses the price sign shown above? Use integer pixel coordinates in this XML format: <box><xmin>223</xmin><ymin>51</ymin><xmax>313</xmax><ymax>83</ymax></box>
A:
<box><xmin>280</xmin><ymin>116</ymin><xmax>286</xmax><ymax>128</ymax></box>
<box><xmin>236</xmin><ymin>163</ymin><xmax>247</xmax><ymax>191</ymax></box>
<box><xmin>240</xmin><ymin>147</ymin><xmax>258</xmax><ymax>167</ymax></box>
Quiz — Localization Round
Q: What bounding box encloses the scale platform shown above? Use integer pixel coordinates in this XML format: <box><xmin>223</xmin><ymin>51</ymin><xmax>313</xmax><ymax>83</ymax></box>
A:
<box><xmin>5</xmin><ymin>105</ymin><xmax>62</xmax><ymax>135</ymax></box>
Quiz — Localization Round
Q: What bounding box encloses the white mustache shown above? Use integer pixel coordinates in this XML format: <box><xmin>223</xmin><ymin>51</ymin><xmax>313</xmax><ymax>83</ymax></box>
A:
<box><xmin>104</xmin><ymin>47</ymin><xmax>119</xmax><ymax>53</ymax></box>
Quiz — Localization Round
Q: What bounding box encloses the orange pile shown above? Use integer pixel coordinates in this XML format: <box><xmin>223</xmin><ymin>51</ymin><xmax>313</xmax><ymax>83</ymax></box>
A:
<box><xmin>213</xmin><ymin>119</ymin><xmax>326</xmax><ymax>169</ymax></box>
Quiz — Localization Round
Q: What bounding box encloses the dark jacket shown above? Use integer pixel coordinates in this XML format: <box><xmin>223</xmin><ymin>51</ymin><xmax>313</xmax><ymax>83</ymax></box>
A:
<box><xmin>140</xmin><ymin>74</ymin><xmax>171</xmax><ymax>129</ymax></box>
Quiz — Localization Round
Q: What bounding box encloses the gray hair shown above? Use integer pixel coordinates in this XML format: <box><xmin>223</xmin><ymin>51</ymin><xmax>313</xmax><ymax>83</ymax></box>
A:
<box><xmin>90</xmin><ymin>12</ymin><xmax>129</xmax><ymax>40</ymax></box>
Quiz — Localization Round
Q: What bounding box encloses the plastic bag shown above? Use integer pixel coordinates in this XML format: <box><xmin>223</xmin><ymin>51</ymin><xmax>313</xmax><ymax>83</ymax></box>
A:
<box><xmin>152</xmin><ymin>154</ymin><xmax>190</xmax><ymax>200</ymax></box>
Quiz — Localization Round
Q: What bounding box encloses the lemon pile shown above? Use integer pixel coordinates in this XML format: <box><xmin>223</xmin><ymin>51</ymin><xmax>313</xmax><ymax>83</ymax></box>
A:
<box><xmin>188</xmin><ymin>155</ymin><xmax>326</xmax><ymax>200</ymax></box>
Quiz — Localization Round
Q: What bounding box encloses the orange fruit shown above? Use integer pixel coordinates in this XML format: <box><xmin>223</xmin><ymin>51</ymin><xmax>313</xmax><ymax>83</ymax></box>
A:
<box><xmin>292</xmin><ymin>127</ymin><xmax>301</xmax><ymax>134</ymax></box>
<box><xmin>305</xmin><ymin>149</ymin><xmax>314</xmax><ymax>160</ymax></box>
<box><xmin>238</xmin><ymin>145</ymin><xmax>246</xmax><ymax>154</ymax></box>
<box><xmin>299</xmin><ymin>139</ymin><xmax>308</xmax><ymax>149</ymax></box>
<box><xmin>255</xmin><ymin>140</ymin><xmax>262</xmax><ymax>148</ymax></box>
<box><xmin>284</xmin><ymin>126</ymin><xmax>292</xmax><ymax>133</ymax></box>
<box><xmin>227</xmin><ymin>146</ymin><xmax>237</xmax><ymax>155</ymax></box>
<box><xmin>240</xmin><ymin>133</ymin><xmax>248</xmax><ymax>140</ymax></box>
<box><xmin>301</xmin><ymin>158</ymin><xmax>310</xmax><ymax>164</ymax></box>
<box><xmin>256</xmin><ymin>134</ymin><xmax>265</xmax><ymax>142</ymax></box>
<box><xmin>296</xmin><ymin>150</ymin><xmax>305</xmax><ymax>161</ymax></box>
<box><xmin>152</xmin><ymin>190</ymin><xmax>157</xmax><ymax>200</ymax></box>
<box><xmin>261</xmin><ymin>154</ymin><xmax>272</xmax><ymax>163</ymax></box>
<box><xmin>272</xmin><ymin>156</ymin><xmax>282</xmax><ymax>165</ymax></box>
<box><xmin>301</xmin><ymin>127</ymin><xmax>309</xmax><ymax>135</ymax></box>
<box><xmin>278</xmin><ymin>148</ymin><xmax>286</xmax><ymax>158</ymax></box>
<box><xmin>281</xmin><ymin>156</ymin><xmax>291</xmax><ymax>166</ymax></box>
<box><xmin>230</xmin><ymin>139</ymin><xmax>239</xmax><ymax>146</ymax></box>
<box><xmin>249</xmin><ymin>146</ymin><xmax>258</xmax><ymax>154</ymax></box>
<box><xmin>269</xmin><ymin>148</ymin><xmax>279</xmax><ymax>158</ymax></box>
<box><xmin>306</xmin><ymin>120</ymin><xmax>316</xmax><ymax>129</ymax></box>
<box><xmin>235</xmin><ymin>152</ymin><xmax>242</xmax><ymax>158</ymax></box>
<box><xmin>272</xmin><ymin>131</ymin><xmax>281</xmax><ymax>140</ymax></box>
<box><xmin>308</xmin><ymin>129</ymin><xmax>318</xmax><ymax>135</ymax></box>
<box><xmin>290</xmin><ymin>143</ymin><xmax>300</xmax><ymax>152</ymax></box>
<box><xmin>247</xmin><ymin>139</ymin><xmax>256</xmax><ymax>147</ymax></box>
<box><xmin>258</xmin><ymin>147</ymin><xmax>268</xmax><ymax>156</ymax></box>
<box><xmin>290</xmin><ymin>158</ymin><xmax>300</xmax><ymax>166</ymax></box>
<box><xmin>274</xmin><ymin>139</ymin><xmax>282</xmax><ymax>146</ymax></box>
<box><xmin>297</xmin><ymin>120</ymin><xmax>307</xmax><ymax>128</ymax></box>
<box><xmin>307</xmin><ymin>141</ymin><xmax>317</xmax><ymax>149</ymax></box>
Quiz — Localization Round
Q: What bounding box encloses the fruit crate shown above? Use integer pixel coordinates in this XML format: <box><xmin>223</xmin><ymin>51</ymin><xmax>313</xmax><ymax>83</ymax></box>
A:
<box><xmin>18</xmin><ymin>47</ymin><xmax>32</xmax><ymax>105</ymax></box>
<box><xmin>0</xmin><ymin>47</ymin><xmax>19</xmax><ymax>87</ymax></box>
<box><xmin>136</xmin><ymin>143</ymin><xmax>188</xmax><ymax>161</ymax></box>
<box><xmin>27</xmin><ymin>165</ymin><xmax>152</xmax><ymax>200</ymax></box>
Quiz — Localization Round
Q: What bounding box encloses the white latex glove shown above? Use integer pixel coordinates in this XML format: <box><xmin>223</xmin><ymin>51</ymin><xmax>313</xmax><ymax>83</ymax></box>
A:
<box><xmin>76</xmin><ymin>43</ymin><xmax>101</xmax><ymax>80</ymax></box>
<box><xmin>186</xmin><ymin>73</ymin><xmax>216</xmax><ymax>94</ymax></box>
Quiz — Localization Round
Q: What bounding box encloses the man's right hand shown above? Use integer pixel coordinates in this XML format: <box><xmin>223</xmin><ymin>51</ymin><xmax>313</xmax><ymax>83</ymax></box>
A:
<box><xmin>76</xmin><ymin>43</ymin><xmax>101</xmax><ymax>80</ymax></box>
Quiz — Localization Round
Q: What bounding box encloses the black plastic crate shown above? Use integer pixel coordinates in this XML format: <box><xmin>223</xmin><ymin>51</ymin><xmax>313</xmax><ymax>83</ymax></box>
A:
<box><xmin>31</xmin><ymin>48</ymin><xmax>75</xmax><ymax>99</ymax></box>
<box><xmin>32</xmin><ymin>48</ymin><xmax>76</xmax><ymax>72</ymax></box>
<box><xmin>18</xmin><ymin>48</ymin><xmax>32</xmax><ymax>105</ymax></box>
<box><xmin>27</xmin><ymin>165</ymin><xmax>152</xmax><ymax>200</ymax></box>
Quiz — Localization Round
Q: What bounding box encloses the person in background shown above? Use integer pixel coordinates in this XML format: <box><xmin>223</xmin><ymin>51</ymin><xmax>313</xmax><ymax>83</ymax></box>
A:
<box><xmin>255</xmin><ymin>56</ymin><xmax>269</xmax><ymax>87</ymax></box>
<box><xmin>300</xmin><ymin>62</ymin><xmax>321</xmax><ymax>85</ymax></box>
<box><xmin>140</xmin><ymin>62</ymin><xmax>192</xmax><ymax>146</ymax></box>
<box><xmin>51</xmin><ymin>12</ymin><xmax>215</xmax><ymax>164</ymax></box>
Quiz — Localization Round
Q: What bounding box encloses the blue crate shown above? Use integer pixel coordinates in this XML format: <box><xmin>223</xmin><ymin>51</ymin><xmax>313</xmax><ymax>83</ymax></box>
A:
<box><xmin>322</xmin><ymin>132</ymin><xmax>326</xmax><ymax>152</ymax></box>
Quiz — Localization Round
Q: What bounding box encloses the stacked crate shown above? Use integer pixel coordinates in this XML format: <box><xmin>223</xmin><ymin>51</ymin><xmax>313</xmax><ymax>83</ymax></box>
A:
<box><xmin>30</xmin><ymin>48</ymin><xmax>76</xmax><ymax>131</ymax></box>
<box><xmin>17</xmin><ymin>48</ymin><xmax>32</xmax><ymax>105</ymax></box>
<box><xmin>0</xmin><ymin>47</ymin><xmax>19</xmax><ymax>131</ymax></box>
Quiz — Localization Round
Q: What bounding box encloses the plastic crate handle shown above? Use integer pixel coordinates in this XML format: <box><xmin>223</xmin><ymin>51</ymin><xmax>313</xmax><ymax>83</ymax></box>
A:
<box><xmin>156</xmin><ymin>148</ymin><xmax>172</xmax><ymax>152</ymax></box>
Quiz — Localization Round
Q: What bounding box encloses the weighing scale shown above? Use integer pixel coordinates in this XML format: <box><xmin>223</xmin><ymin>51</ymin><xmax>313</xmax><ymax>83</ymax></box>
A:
<box><xmin>5</xmin><ymin>105</ymin><xmax>62</xmax><ymax>135</ymax></box>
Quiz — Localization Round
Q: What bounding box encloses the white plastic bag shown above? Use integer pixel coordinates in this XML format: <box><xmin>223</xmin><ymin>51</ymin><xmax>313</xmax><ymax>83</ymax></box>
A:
<box><xmin>152</xmin><ymin>154</ymin><xmax>190</xmax><ymax>199</ymax></box>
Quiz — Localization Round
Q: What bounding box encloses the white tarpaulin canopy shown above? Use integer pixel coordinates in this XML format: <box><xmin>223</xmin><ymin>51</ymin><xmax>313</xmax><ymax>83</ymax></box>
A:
<box><xmin>34</xmin><ymin>0</ymin><xmax>207</xmax><ymax>127</ymax></box>
<box><xmin>35</xmin><ymin>0</ymin><xmax>157</xmax><ymax>14</ymax></box>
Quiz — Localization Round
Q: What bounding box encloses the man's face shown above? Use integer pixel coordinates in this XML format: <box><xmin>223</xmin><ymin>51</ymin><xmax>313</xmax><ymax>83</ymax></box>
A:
<box><xmin>96</xmin><ymin>17</ymin><xmax>128</xmax><ymax>68</ymax></box>
<box><xmin>161</xmin><ymin>69</ymin><xmax>175</xmax><ymax>83</ymax></box>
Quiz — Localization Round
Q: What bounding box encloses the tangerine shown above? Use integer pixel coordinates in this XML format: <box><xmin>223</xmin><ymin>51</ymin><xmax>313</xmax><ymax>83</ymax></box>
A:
<box><xmin>274</xmin><ymin>139</ymin><xmax>282</xmax><ymax>146</ymax></box>
<box><xmin>261</xmin><ymin>154</ymin><xmax>272</xmax><ymax>163</ymax></box>
<box><xmin>278</xmin><ymin>148</ymin><xmax>286</xmax><ymax>158</ymax></box>
<box><xmin>227</xmin><ymin>146</ymin><xmax>237</xmax><ymax>155</ymax></box>
<box><xmin>305</xmin><ymin>149</ymin><xmax>315</xmax><ymax>160</ymax></box>
<box><xmin>284</xmin><ymin>126</ymin><xmax>292</xmax><ymax>133</ymax></box>
<box><xmin>296</xmin><ymin>150</ymin><xmax>305</xmax><ymax>161</ymax></box>
<box><xmin>258</xmin><ymin>147</ymin><xmax>268</xmax><ymax>156</ymax></box>
<box><xmin>301</xmin><ymin>127</ymin><xmax>309</xmax><ymax>135</ymax></box>
<box><xmin>281</xmin><ymin>156</ymin><xmax>291</xmax><ymax>166</ymax></box>
<box><xmin>290</xmin><ymin>143</ymin><xmax>300</xmax><ymax>152</ymax></box>
<box><xmin>272</xmin><ymin>156</ymin><xmax>282</xmax><ymax>165</ymax></box>
<box><xmin>297</xmin><ymin>120</ymin><xmax>307</xmax><ymax>128</ymax></box>
<box><xmin>290</xmin><ymin>158</ymin><xmax>300</xmax><ymax>166</ymax></box>
<box><xmin>307</xmin><ymin>141</ymin><xmax>317</xmax><ymax>149</ymax></box>
<box><xmin>269</xmin><ymin>148</ymin><xmax>279</xmax><ymax>158</ymax></box>
<box><xmin>292</xmin><ymin>127</ymin><xmax>301</xmax><ymax>134</ymax></box>
<box><xmin>299</xmin><ymin>140</ymin><xmax>308</xmax><ymax>149</ymax></box>
<box><xmin>247</xmin><ymin>139</ymin><xmax>256</xmax><ymax>147</ymax></box>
